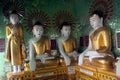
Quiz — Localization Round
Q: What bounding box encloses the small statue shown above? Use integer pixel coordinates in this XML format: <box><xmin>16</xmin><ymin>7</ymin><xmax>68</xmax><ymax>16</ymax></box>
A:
<box><xmin>29</xmin><ymin>22</ymin><xmax>51</xmax><ymax>71</ymax></box>
<box><xmin>57</xmin><ymin>22</ymin><xmax>78</xmax><ymax>66</ymax></box>
<box><xmin>78</xmin><ymin>10</ymin><xmax>115</xmax><ymax>70</ymax></box>
<box><xmin>6</xmin><ymin>11</ymin><xmax>26</xmax><ymax>73</ymax></box>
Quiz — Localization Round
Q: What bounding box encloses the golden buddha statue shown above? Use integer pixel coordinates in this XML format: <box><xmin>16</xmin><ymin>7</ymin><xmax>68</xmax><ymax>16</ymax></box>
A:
<box><xmin>57</xmin><ymin>22</ymin><xmax>78</xmax><ymax>66</ymax></box>
<box><xmin>6</xmin><ymin>11</ymin><xmax>26</xmax><ymax>73</ymax></box>
<box><xmin>29</xmin><ymin>22</ymin><xmax>52</xmax><ymax>71</ymax></box>
<box><xmin>78</xmin><ymin>10</ymin><xmax>115</xmax><ymax>70</ymax></box>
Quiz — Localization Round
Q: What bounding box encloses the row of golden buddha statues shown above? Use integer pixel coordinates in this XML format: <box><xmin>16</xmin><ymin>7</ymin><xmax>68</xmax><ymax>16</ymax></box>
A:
<box><xmin>5</xmin><ymin>9</ymin><xmax>120</xmax><ymax>77</ymax></box>
<box><xmin>2</xmin><ymin>0</ymin><xmax>120</xmax><ymax>79</ymax></box>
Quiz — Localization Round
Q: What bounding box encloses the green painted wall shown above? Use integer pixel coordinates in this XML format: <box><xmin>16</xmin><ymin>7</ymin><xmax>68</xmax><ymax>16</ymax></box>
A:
<box><xmin>0</xmin><ymin>0</ymin><xmax>120</xmax><ymax>77</ymax></box>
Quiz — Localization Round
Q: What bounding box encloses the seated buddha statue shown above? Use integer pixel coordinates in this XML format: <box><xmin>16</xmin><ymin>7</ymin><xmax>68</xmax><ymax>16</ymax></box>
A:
<box><xmin>29</xmin><ymin>22</ymin><xmax>53</xmax><ymax>71</ymax></box>
<box><xmin>78</xmin><ymin>10</ymin><xmax>115</xmax><ymax>70</ymax></box>
<box><xmin>57</xmin><ymin>22</ymin><xmax>78</xmax><ymax>66</ymax></box>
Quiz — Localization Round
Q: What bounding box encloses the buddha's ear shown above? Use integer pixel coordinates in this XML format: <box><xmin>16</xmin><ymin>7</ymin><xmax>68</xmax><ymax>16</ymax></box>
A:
<box><xmin>41</xmin><ymin>26</ymin><xmax>44</xmax><ymax>32</ymax></box>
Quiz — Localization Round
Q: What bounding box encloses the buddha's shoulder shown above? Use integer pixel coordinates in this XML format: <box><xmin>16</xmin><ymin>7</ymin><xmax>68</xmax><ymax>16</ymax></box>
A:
<box><xmin>99</xmin><ymin>27</ymin><xmax>110</xmax><ymax>33</ymax></box>
<box><xmin>57</xmin><ymin>36</ymin><xmax>76</xmax><ymax>42</ymax></box>
<box><xmin>101</xmin><ymin>26</ymin><xmax>109</xmax><ymax>30</ymax></box>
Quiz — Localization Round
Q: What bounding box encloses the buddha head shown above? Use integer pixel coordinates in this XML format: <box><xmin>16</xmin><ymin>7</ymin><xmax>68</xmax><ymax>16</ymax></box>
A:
<box><xmin>32</xmin><ymin>21</ymin><xmax>44</xmax><ymax>38</ymax></box>
<box><xmin>9</xmin><ymin>11</ymin><xmax>19</xmax><ymax>25</ymax></box>
<box><xmin>90</xmin><ymin>10</ymin><xmax>103</xmax><ymax>30</ymax></box>
<box><xmin>60</xmin><ymin>22</ymin><xmax>71</xmax><ymax>38</ymax></box>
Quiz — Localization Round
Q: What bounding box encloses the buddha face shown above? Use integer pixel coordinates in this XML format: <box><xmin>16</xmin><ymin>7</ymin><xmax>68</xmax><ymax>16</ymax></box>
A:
<box><xmin>61</xmin><ymin>25</ymin><xmax>71</xmax><ymax>38</ymax></box>
<box><xmin>10</xmin><ymin>14</ymin><xmax>19</xmax><ymax>25</ymax></box>
<box><xmin>33</xmin><ymin>25</ymin><xmax>44</xmax><ymax>38</ymax></box>
<box><xmin>90</xmin><ymin>14</ymin><xmax>103</xmax><ymax>30</ymax></box>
